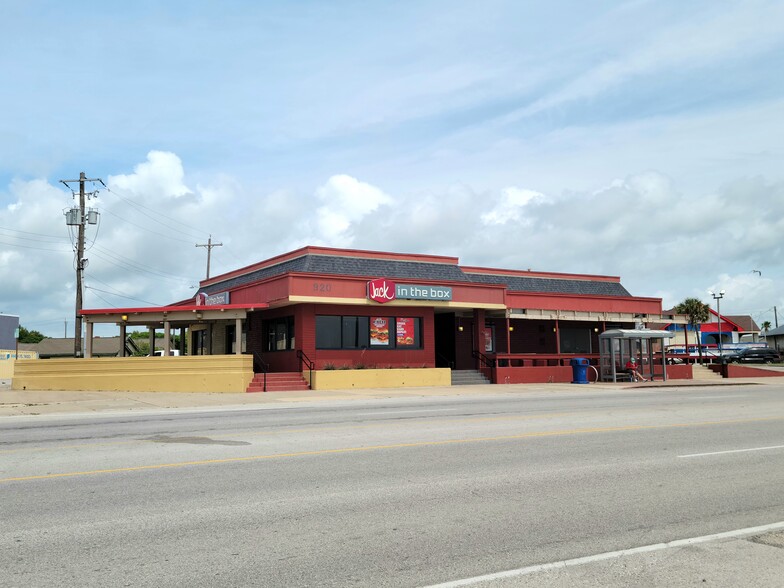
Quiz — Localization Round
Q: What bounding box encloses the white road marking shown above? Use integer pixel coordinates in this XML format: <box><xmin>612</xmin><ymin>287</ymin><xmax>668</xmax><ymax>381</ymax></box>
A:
<box><xmin>678</xmin><ymin>444</ymin><xmax>784</xmax><ymax>458</ymax></box>
<box><xmin>357</xmin><ymin>408</ymin><xmax>459</xmax><ymax>416</ymax></box>
<box><xmin>423</xmin><ymin>521</ymin><xmax>784</xmax><ymax>587</ymax></box>
<box><xmin>691</xmin><ymin>395</ymin><xmax>749</xmax><ymax>399</ymax></box>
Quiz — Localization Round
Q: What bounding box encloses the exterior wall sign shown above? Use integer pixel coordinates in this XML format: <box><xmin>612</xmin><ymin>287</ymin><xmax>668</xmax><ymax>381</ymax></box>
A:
<box><xmin>1</xmin><ymin>350</ymin><xmax>37</xmax><ymax>360</ymax></box>
<box><xmin>367</xmin><ymin>279</ymin><xmax>396</xmax><ymax>303</ymax></box>
<box><xmin>367</xmin><ymin>278</ymin><xmax>452</xmax><ymax>304</ymax></box>
<box><xmin>205</xmin><ymin>291</ymin><xmax>230</xmax><ymax>306</ymax></box>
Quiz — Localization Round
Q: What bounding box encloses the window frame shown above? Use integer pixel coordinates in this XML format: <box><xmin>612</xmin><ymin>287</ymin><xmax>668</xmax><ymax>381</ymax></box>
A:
<box><xmin>316</xmin><ymin>315</ymin><xmax>422</xmax><ymax>350</ymax></box>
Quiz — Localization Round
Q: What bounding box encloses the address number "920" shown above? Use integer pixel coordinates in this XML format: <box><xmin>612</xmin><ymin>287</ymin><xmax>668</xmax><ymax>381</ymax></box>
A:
<box><xmin>312</xmin><ymin>283</ymin><xmax>332</xmax><ymax>293</ymax></box>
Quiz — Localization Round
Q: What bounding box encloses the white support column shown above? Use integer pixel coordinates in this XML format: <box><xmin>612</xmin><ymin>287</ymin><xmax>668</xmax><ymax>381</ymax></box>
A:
<box><xmin>235</xmin><ymin>318</ymin><xmax>242</xmax><ymax>355</ymax></box>
<box><xmin>85</xmin><ymin>322</ymin><xmax>94</xmax><ymax>358</ymax></box>
<box><xmin>163</xmin><ymin>321</ymin><xmax>171</xmax><ymax>356</ymax></box>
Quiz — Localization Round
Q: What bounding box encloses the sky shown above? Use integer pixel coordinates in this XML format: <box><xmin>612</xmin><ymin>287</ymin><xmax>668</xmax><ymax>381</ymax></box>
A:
<box><xmin>1</xmin><ymin>0</ymin><xmax>783</xmax><ymax>337</ymax></box>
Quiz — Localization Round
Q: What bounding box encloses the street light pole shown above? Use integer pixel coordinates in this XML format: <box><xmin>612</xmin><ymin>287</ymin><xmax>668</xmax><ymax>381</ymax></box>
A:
<box><xmin>709</xmin><ymin>290</ymin><xmax>726</xmax><ymax>356</ymax></box>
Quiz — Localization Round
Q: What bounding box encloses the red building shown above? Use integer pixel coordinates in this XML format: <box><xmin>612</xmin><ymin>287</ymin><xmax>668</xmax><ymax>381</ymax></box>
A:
<box><xmin>177</xmin><ymin>246</ymin><xmax>674</xmax><ymax>383</ymax></box>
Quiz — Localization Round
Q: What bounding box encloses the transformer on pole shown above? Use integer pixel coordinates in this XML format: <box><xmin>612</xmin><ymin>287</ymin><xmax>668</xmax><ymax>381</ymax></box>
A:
<box><xmin>60</xmin><ymin>172</ymin><xmax>104</xmax><ymax>358</ymax></box>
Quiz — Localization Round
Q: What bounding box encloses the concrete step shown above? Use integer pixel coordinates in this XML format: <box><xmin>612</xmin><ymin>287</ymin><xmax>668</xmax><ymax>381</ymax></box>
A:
<box><xmin>451</xmin><ymin>370</ymin><xmax>491</xmax><ymax>385</ymax></box>
<box><xmin>691</xmin><ymin>364</ymin><xmax>724</xmax><ymax>380</ymax></box>
<box><xmin>247</xmin><ymin>372</ymin><xmax>310</xmax><ymax>392</ymax></box>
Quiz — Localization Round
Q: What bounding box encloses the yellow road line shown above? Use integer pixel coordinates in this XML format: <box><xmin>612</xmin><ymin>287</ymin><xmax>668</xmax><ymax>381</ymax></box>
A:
<box><xmin>0</xmin><ymin>411</ymin><xmax>575</xmax><ymax>455</ymax></box>
<box><xmin>2</xmin><ymin>416</ymin><xmax>782</xmax><ymax>484</ymax></box>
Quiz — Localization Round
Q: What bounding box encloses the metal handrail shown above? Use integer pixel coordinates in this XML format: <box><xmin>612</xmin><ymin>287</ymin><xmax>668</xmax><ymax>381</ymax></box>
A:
<box><xmin>252</xmin><ymin>350</ymin><xmax>269</xmax><ymax>392</ymax></box>
<box><xmin>471</xmin><ymin>350</ymin><xmax>496</xmax><ymax>369</ymax></box>
<box><xmin>494</xmin><ymin>353</ymin><xmax>600</xmax><ymax>367</ymax></box>
<box><xmin>296</xmin><ymin>349</ymin><xmax>315</xmax><ymax>389</ymax></box>
<box><xmin>436</xmin><ymin>352</ymin><xmax>455</xmax><ymax>370</ymax></box>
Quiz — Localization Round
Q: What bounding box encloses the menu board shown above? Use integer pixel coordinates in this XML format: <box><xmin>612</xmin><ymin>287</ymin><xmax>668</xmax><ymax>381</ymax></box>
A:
<box><xmin>370</xmin><ymin>317</ymin><xmax>390</xmax><ymax>346</ymax></box>
<box><xmin>396</xmin><ymin>318</ymin><xmax>415</xmax><ymax>346</ymax></box>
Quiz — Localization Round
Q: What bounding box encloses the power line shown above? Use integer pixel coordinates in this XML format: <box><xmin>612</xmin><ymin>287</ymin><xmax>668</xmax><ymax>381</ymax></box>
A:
<box><xmin>0</xmin><ymin>238</ymin><xmax>72</xmax><ymax>253</ymax></box>
<box><xmin>101</xmin><ymin>209</ymin><xmax>196</xmax><ymax>245</ymax></box>
<box><xmin>89</xmin><ymin>244</ymin><xmax>193</xmax><ymax>283</ymax></box>
<box><xmin>87</xmin><ymin>289</ymin><xmax>118</xmax><ymax>309</ymax></box>
<box><xmin>103</xmin><ymin>186</ymin><xmax>209</xmax><ymax>240</ymax></box>
<box><xmin>85</xmin><ymin>273</ymin><xmax>169</xmax><ymax>306</ymax></box>
<box><xmin>0</xmin><ymin>227</ymin><xmax>70</xmax><ymax>243</ymax></box>
<box><xmin>85</xmin><ymin>285</ymin><xmax>161</xmax><ymax>306</ymax></box>
<box><xmin>84</xmin><ymin>273</ymin><xmax>143</xmax><ymax>300</ymax></box>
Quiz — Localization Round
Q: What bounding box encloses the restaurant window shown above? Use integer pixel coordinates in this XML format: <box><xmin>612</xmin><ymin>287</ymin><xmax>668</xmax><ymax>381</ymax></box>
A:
<box><xmin>560</xmin><ymin>327</ymin><xmax>591</xmax><ymax>354</ymax></box>
<box><xmin>315</xmin><ymin>316</ymin><xmax>342</xmax><ymax>349</ymax></box>
<box><xmin>264</xmin><ymin>316</ymin><xmax>295</xmax><ymax>351</ymax></box>
<box><xmin>316</xmin><ymin>315</ymin><xmax>421</xmax><ymax>350</ymax></box>
<box><xmin>341</xmin><ymin>316</ymin><xmax>371</xmax><ymax>349</ymax></box>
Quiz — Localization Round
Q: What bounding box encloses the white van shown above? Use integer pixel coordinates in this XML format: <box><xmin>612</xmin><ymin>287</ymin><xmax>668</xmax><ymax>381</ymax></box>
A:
<box><xmin>152</xmin><ymin>350</ymin><xmax>180</xmax><ymax>356</ymax></box>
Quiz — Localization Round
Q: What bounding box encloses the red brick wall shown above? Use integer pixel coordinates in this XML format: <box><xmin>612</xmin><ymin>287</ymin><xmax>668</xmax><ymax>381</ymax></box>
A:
<box><xmin>495</xmin><ymin>366</ymin><xmax>573</xmax><ymax>384</ymax></box>
<box><xmin>725</xmin><ymin>364</ymin><xmax>784</xmax><ymax>378</ymax></box>
<box><xmin>662</xmin><ymin>364</ymin><xmax>692</xmax><ymax>380</ymax></box>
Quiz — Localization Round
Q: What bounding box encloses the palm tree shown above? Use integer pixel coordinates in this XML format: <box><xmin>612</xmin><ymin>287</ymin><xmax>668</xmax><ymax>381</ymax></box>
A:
<box><xmin>761</xmin><ymin>320</ymin><xmax>772</xmax><ymax>341</ymax></box>
<box><xmin>674</xmin><ymin>298</ymin><xmax>710</xmax><ymax>364</ymax></box>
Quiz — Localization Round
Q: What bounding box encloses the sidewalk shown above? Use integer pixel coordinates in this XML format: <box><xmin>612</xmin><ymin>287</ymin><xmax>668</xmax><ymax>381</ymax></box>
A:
<box><xmin>440</xmin><ymin>525</ymin><xmax>784</xmax><ymax>587</ymax></box>
<box><xmin>0</xmin><ymin>377</ymin><xmax>770</xmax><ymax>417</ymax></box>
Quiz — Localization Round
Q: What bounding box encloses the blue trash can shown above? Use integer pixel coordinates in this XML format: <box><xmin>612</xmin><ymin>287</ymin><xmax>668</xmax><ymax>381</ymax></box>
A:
<box><xmin>570</xmin><ymin>357</ymin><xmax>590</xmax><ymax>384</ymax></box>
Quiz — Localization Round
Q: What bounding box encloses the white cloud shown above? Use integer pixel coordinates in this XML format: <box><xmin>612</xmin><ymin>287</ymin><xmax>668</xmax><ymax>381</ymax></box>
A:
<box><xmin>109</xmin><ymin>151</ymin><xmax>192</xmax><ymax>199</ymax></box>
<box><xmin>314</xmin><ymin>175</ymin><xmax>392</xmax><ymax>245</ymax></box>
<box><xmin>3</xmin><ymin>153</ymin><xmax>783</xmax><ymax>337</ymax></box>
<box><xmin>481</xmin><ymin>187</ymin><xmax>546</xmax><ymax>226</ymax></box>
<box><xmin>706</xmin><ymin>273</ymin><xmax>777</xmax><ymax>316</ymax></box>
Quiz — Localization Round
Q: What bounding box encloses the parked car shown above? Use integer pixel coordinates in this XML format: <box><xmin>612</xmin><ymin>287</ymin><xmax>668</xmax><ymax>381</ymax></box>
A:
<box><xmin>721</xmin><ymin>347</ymin><xmax>780</xmax><ymax>364</ymax></box>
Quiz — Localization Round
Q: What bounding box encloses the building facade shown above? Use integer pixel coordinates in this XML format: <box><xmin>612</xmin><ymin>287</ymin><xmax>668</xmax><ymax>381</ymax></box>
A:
<box><xmin>185</xmin><ymin>246</ymin><xmax>677</xmax><ymax>382</ymax></box>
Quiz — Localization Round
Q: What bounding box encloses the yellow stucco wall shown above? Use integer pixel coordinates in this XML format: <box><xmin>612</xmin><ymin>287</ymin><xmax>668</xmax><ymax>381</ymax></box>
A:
<box><xmin>0</xmin><ymin>359</ymin><xmax>13</xmax><ymax>379</ymax></box>
<box><xmin>12</xmin><ymin>355</ymin><xmax>253</xmax><ymax>393</ymax></box>
<box><xmin>0</xmin><ymin>350</ymin><xmax>39</xmax><ymax>378</ymax></box>
<box><xmin>310</xmin><ymin>368</ymin><xmax>451</xmax><ymax>390</ymax></box>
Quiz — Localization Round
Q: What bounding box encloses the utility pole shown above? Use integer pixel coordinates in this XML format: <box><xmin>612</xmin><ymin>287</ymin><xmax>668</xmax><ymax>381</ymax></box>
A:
<box><xmin>196</xmin><ymin>235</ymin><xmax>222</xmax><ymax>280</ymax></box>
<box><xmin>61</xmin><ymin>172</ymin><xmax>104</xmax><ymax>358</ymax></box>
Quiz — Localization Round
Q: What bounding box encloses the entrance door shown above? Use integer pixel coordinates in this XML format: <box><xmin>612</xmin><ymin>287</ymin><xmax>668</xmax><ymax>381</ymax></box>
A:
<box><xmin>434</xmin><ymin>313</ymin><xmax>456</xmax><ymax>368</ymax></box>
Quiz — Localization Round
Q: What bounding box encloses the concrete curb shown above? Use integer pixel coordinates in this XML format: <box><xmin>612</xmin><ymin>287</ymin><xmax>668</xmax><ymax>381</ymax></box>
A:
<box><xmin>0</xmin><ymin>377</ymin><xmax>775</xmax><ymax>418</ymax></box>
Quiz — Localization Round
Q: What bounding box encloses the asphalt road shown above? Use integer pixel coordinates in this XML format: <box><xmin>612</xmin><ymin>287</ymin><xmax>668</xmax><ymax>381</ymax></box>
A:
<box><xmin>2</xmin><ymin>384</ymin><xmax>784</xmax><ymax>586</ymax></box>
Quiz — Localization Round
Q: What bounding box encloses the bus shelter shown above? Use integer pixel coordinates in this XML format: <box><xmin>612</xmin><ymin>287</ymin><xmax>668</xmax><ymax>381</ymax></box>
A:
<box><xmin>599</xmin><ymin>329</ymin><xmax>674</xmax><ymax>382</ymax></box>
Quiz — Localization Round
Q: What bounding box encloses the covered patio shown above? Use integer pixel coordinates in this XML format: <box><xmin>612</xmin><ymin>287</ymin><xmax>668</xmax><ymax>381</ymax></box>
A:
<box><xmin>81</xmin><ymin>303</ymin><xmax>265</xmax><ymax>358</ymax></box>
